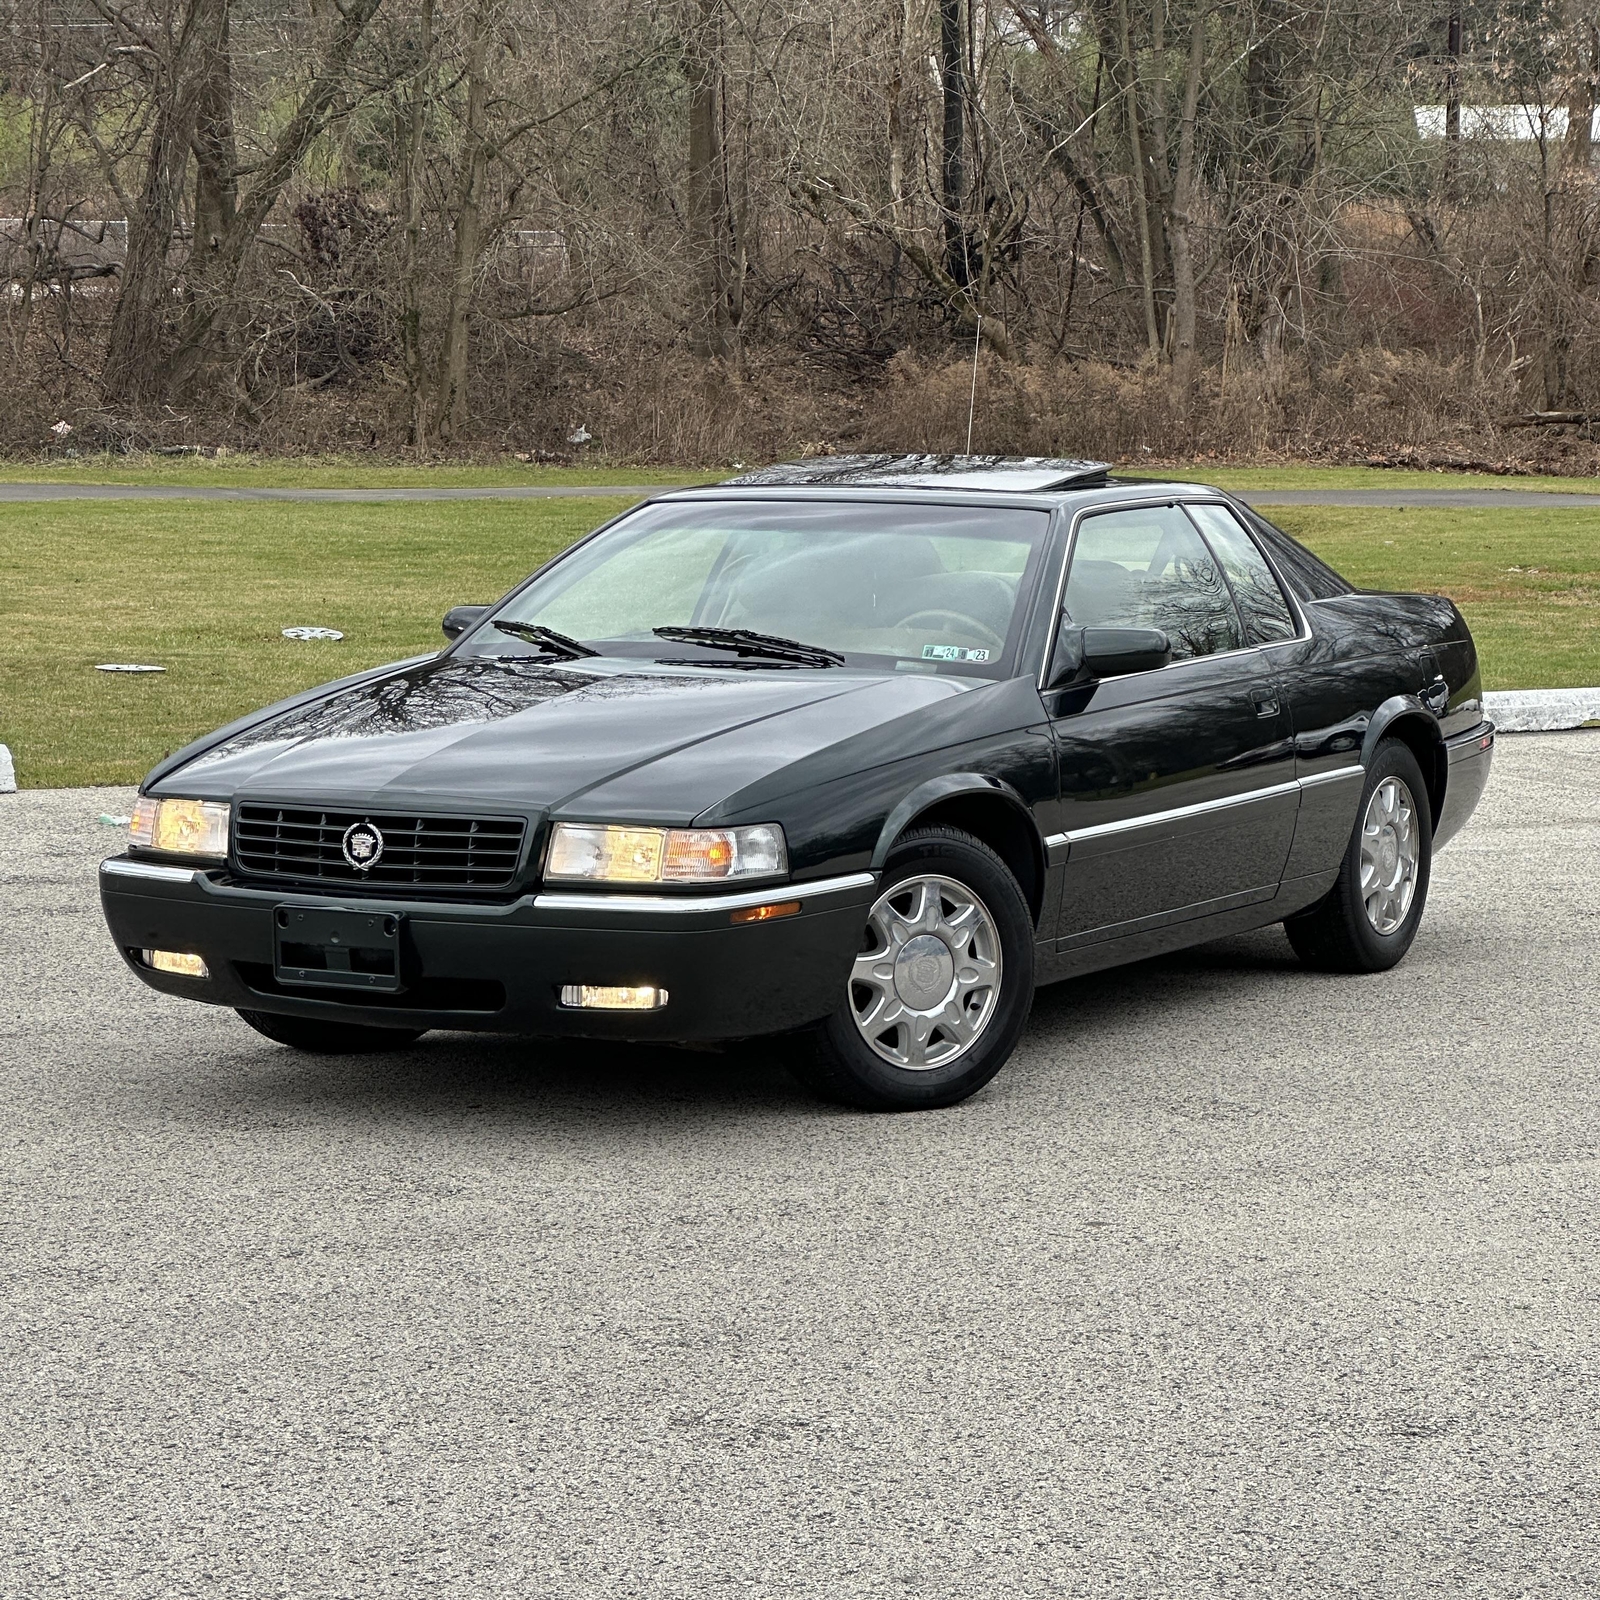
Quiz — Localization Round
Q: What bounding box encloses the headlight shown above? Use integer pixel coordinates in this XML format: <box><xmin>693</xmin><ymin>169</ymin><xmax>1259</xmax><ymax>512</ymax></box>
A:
<box><xmin>129</xmin><ymin>797</ymin><xmax>231</xmax><ymax>860</ymax></box>
<box><xmin>546</xmin><ymin>822</ymin><xmax>786</xmax><ymax>885</ymax></box>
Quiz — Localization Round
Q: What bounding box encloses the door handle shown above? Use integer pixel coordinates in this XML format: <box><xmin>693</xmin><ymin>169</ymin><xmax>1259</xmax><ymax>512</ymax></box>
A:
<box><xmin>1250</xmin><ymin>687</ymin><xmax>1280</xmax><ymax>718</ymax></box>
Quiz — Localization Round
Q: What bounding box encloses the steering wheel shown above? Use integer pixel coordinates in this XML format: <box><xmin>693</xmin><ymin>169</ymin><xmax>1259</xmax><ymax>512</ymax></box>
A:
<box><xmin>897</xmin><ymin>609</ymin><xmax>1006</xmax><ymax>653</ymax></box>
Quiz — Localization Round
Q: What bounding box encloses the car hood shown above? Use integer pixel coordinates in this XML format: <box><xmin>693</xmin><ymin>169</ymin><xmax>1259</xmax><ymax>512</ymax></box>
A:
<box><xmin>164</xmin><ymin>653</ymin><xmax>974</xmax><ymax>822</ymax></box>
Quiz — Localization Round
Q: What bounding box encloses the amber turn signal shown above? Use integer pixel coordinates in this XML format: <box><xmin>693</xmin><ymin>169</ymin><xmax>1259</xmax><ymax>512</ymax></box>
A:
<box><xmin>729</xmin><ymin>900</ymin><xmax>801</xmax><ymax>925</ymax></box>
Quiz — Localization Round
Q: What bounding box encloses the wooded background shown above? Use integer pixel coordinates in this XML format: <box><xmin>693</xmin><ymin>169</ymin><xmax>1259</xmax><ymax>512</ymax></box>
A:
<box><xmin>1</xmin><ymin>0</ymin><xmax>1597</xmax><ymax>463</ymax></box>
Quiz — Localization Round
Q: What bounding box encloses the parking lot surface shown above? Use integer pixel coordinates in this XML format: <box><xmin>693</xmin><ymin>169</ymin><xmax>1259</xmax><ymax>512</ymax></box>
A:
<box><xmin>3</xmin><ymin>733</ymin><xmax>1598</xmax><ymax>1597</ymax></box>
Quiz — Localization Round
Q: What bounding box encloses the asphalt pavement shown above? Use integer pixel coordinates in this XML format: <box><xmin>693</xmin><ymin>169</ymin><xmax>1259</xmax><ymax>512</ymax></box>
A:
<box><xmin>2</xmin><ymin>479</ymin><xmax>1600</xmax><ymax>507</ymax></box>
<box><xmin>3</xmin><ymin>732</ymin><xmax>1599</xmax><ymax>1596</ymax></box>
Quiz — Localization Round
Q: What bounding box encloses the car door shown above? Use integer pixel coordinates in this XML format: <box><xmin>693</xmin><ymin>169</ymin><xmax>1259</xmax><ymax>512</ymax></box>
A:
<box><xmin>1228</xmin><ymin>504</ymin><xmax>1441</xmax><ymax>882</ymax></box>
<box><xmin>1044</xmin><ymin>502</ymin><xmax>1299</xmax><ymax>948</ymax></box>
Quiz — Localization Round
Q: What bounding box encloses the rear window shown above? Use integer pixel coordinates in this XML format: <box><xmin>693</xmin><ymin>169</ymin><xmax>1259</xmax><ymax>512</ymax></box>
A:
<box><xmin>1242</xmin><ymin>510</ymin><xmax>1355</xmax><ymax>601</ymax></box>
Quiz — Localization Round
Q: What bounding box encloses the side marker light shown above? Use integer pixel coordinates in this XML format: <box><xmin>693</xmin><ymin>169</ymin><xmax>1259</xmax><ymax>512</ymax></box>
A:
<box><xmin>730</xmin><ymin>900</ymin><xmax>801</xmax><ymax>925</ymax></box>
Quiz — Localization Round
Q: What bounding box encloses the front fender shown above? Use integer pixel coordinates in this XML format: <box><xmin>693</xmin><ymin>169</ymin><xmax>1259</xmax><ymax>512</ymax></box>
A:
<box><xmin>869</xmin><ymin>773</ymin><xmax>1039</xmax><ymax>870</ymax></box>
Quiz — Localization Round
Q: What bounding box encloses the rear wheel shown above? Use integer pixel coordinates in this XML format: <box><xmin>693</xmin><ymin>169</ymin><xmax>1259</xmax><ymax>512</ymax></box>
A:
<box><xmin>1285</xmin><ymin>739</ymin><xmax>1433</xmax><ymax>973</ymax></box>
<box><xmin>790</xmin><ymin>827</ymin><xmax>1035</xmax><ymax>1111</ymax></box>
<box><xmin>236</xmin><ymin>1009</ymin><xmax>426</xmax><ymax>1053</ymax></box>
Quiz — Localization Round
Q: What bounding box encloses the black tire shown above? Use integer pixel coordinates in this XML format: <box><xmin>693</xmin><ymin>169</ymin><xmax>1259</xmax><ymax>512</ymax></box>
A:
<box><xmin>790</xmin><ymin>826</ymin><xmax>1036</xmax><ymax>1111</ymax></box>
<box><xmin>1285</xmin><ymin>739</ymin><xmax>1434</xmax><ymax>974</ymax></box>
<box><xmin>235</xmin><ymin>1009</ymin><xmax>426</xmax><ymax>1053</ymax></box>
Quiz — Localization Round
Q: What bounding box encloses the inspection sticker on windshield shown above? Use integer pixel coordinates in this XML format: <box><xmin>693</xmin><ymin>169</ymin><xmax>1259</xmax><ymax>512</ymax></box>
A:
<box><xmin>921</xmin><ymin>644</ymin><xmax>990</xmax><ymax>663</ymax></box>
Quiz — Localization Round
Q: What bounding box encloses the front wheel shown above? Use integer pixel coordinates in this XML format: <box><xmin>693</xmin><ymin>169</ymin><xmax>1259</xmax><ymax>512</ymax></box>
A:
<box><xmin>236</xmin><ymin>1009</ymin><xmax>426</xmax><ymax>1053</ymax></box>
<box><xmin>790</xmin><ymin>827</ymin><xmax>1036</xmax><ymax>1111</ymax></box>
<box><xmin>1285</xmin><ymin>738</ymin><xmax>1433</xmax><ymax>973</ymax></box>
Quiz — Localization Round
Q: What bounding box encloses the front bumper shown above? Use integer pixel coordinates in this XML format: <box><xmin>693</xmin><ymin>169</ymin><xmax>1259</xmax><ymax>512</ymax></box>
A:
<box><xmin>100</xmin><ymin>859</ymin><xmax>877</xmax><ymax>1041</ymax></box>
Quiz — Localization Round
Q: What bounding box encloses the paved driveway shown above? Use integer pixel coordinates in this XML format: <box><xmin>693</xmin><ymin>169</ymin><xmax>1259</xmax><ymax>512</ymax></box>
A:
<box><xmin>3</xmin><ymin>733</ymin><xmax>1598</xmax><ymax>1596</ymax></box>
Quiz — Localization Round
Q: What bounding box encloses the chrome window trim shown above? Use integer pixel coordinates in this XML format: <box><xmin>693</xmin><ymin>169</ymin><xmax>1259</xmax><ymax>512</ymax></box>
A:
<box><xmin>1037</xmin><ymin>495</ymin><xmax>1313</xmax><ymax>691</ymax></box>
<box><xmin>101</xmin><ymin>857</ymin><xmax>202</xmax><ymax>884</ymax></box>
<box><xmin>532</xmin><ymin>871</ymin><xmax>877</xmax><ymax>914</ymax></box>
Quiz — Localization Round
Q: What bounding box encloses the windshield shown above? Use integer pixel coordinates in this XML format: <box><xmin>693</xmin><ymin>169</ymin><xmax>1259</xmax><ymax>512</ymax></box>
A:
<box><xmin>465</xmin><ymin>499</ymin><xmax>1053</xmax><ymax>677</ymax></box>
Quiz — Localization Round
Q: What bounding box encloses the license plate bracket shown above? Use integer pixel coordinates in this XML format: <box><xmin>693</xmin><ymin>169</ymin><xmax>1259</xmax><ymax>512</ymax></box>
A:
<box><xmin>274</xmin><ymin>905</ymin><xmax>405</xmax><ymax>992</ymax></box>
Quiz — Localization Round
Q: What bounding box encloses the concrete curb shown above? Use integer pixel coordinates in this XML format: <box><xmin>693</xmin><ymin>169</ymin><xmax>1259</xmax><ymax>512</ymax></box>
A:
<box><xmin>0</xmin><ymin>743</ymin><xmax>14</xmax><ymax>792</ymax></box>
<box><xmin>1484</xmin><ymin>688</ymin><xmax>1600</xmax><ymax>733</ymax></box>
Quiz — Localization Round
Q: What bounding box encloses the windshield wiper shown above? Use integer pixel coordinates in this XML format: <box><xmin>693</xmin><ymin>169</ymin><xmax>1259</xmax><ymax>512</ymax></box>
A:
<box><xmin>489</xmin><ymin>619</ymin><xmax>598</xmax><ymax>659</ymax></box>
<box><xmin>652</xmin><ymin>626</ymin><xmax>845</xmax><ymax>668</ymax></box>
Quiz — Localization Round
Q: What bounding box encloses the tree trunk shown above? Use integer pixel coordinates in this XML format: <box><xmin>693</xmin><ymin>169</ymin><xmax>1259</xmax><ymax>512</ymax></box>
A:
<box><xmin>1562</xmin><ymin>0</ymin><xmax>1597</xmax><ymax>177</ymax></box>
<box><xmin>939</xmin><ymin>0</ymin><xmax>968</xmax><ymax>287</ymax></box>
<box><xmin>1443</xmin><ymin>8</ymin><xmax>1461</xmax><ymax>195</ymax></box>
<box><xmin>192</xmin><ymin>0</ymin><xmax>236</xmax><ymax>255</ymax></box>
<box><xmin>1143</xmin><ymin>0</ymin><xmax>1172</xmax><ymax>302</ymax></box>
<box><xmin>433</xmin><ymin>0</ymin><xmax>488</xmax><ymax>442</ymax></box>
<box><xmin>887</xmin><ymin>0</ymin><xmax>914</xmax><ymax>216</ymax></box>
<box><xmin>1167</xmin><ymin>12</ymin><xmax>1204</xmax><ymax>392</ymax></box>
<box><xmin>1115</xmin><ymin>0</ymin><xmax>1160</xmax><ymax>359</ymax></box>
<box><xmin>13</xmin><ymin>51</ymin><xmax>55</xmax><ymax>363</ymax></box>
<box><xmin>686</xmin><ymin>0</ymin><xmax>736</xmax><ymax>360</ymax></box>
<box><xmin>399</xmin><ymin>0</ymin><xmax>434</xmax><ymax>456</ymax></box>
<box><xmin>103</xmin><ymin>1</ymin><xmax>211</xmax><ymax>404</ymax></box>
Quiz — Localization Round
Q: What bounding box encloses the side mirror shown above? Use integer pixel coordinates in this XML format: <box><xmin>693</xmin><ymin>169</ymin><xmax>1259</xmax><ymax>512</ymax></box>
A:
<box><xmin>1082</xmin><ymin>625</ymin><xmax>1171</xmax><ymax>677</ymax></box>
<box><xmin>442</xmin><ymin>604</ymin><xmax>490</xmax><ymax>641</ymax></box>
<box><xmin>1047</xmin><ymin>623</ymin><xmax>1171</xmax><ymax>688</ymax></box>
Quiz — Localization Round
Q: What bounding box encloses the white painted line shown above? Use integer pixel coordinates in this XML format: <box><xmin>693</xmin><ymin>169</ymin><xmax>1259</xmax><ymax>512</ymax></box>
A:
<box><xmin>1484</xmin><ymin>688</ymin><xmax>1600</xmax><ymax>732</ymax></box>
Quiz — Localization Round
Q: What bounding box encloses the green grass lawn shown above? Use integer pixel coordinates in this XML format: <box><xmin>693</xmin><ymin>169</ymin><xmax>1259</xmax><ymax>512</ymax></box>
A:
<box><xmin>1265</xmin><ymin>505</ymin><xmax>1600</xmax><ymax>695</ymax></box>
<box><xmin>2</xmin><ymin>498</ymin><xmax>1596</xmax><ymax>787</ymax></box>
<box><xmin>1</xmin><ymin>497</ymin><xmax>639</xmax><ymax>788</ymax></box>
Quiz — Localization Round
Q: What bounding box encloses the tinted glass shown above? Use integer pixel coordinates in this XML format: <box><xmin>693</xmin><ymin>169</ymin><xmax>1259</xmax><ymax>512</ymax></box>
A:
<box><xmin>472</xmin><ymin>500</ymin><xmax>1051</xmax><ymax>678</ymax></box>
<box><xmin>1185</xmin><ymin>503</ymin><xmax>1298</xmax><ymax>643</ymax></box>
<box><xmin>1242</xmin><ymin>511</ymin><xmax>1355</xmax><ymax>601</ymax></box>
<box><xmin>1063</xmin><ymin>505</ymin><xmax>1242</xmax><ymax>661</ymax></box>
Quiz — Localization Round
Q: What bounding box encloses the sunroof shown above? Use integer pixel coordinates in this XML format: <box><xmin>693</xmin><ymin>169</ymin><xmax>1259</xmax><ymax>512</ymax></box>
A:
<box><xmin>721</xmin><ymin>454</ymin><xmax>1110</xmax><ymax>492</ymax></box>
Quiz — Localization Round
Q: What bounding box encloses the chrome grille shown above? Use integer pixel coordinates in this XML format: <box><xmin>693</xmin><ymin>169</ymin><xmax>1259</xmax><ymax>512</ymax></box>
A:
<box><xmin>234</xmin><ymin>804</ymin><xmax>526</xmax><ymax>893</ymax></box>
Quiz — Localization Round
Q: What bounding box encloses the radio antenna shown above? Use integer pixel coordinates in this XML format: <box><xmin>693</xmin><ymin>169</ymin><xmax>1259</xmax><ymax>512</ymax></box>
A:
<box><xmin>965</xmin><ymin>315</ymin><xmax>981</xmax><ymax>455</ymax></box>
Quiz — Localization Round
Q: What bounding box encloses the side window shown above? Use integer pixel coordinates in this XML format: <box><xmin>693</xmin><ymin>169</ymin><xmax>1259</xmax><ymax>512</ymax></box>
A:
<box><xmin>1185</xmin><ymin>503</ymin><xmax>1298</xmax><ymax>644</ymax></box>
<box><xmin>1242</xmin><ymin>511</ymin><xmax>1354</xmax><ymax>601</ymax></box>
<box><xmin>1063</xmin><ymin>506</ymin><xmax>1242</xmax><ymax>662</ymax></box>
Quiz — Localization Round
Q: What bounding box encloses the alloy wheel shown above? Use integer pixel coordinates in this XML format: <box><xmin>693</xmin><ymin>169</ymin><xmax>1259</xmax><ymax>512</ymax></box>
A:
<box><xmin>1359</xmin><ymin>775</ymin><xmax>1419</xmax><ymax>935</ymax></box>
<box><xmin>848</xmin><ymin>873</ymin><xmax>1002</xmax><ymax>1070</ymax></box>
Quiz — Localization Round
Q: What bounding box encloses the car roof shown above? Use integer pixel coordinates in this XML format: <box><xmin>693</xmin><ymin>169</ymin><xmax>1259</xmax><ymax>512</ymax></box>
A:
<box><xmin>720</xmin><ymin>454</ymin><xmax>1111</xmax><ymax>492</ymax></box>
<box><xmin>654</xmin><ymin>459</ymin><xmax>1230</xmax><ymax>511</ymax></box>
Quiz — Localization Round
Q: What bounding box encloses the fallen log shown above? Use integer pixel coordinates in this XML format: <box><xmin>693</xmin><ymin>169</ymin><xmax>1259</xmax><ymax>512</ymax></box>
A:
<box><xmin>1499</xmin><ymin>410</ymin><xmax>1600</xmax><ymax>428</ymax></box>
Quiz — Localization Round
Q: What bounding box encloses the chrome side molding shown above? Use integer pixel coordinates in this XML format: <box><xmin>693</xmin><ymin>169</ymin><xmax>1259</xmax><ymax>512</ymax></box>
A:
<box><xmin>100</xmin><ymin>857</ymin><xmax>201</xmax><ymax>885</ymax></box>
<box><xmin>1045</xmin><ymin>766</ymin><xmax>1365</xmax><ymax>855</ymax></box>
<box><xmin>532</xmin><ymin>871</ymin><xmax>877</xmax><ymax>915</ymax></box>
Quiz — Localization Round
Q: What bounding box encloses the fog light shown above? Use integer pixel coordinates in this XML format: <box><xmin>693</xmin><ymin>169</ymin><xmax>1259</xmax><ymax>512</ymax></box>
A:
<box><xmin>730</xmin><ymin>900</ymin><xmax>801</xmax><ymax>924</ymax></box>
<box><xmin>144</xmin><ymin>949</ymin><xmax>209</xmax><ymax>979</ymax></box>
<box><xmin>559</xmin><ymin>984</ymin><xmax>668</xmax><ymax>1010</ymax></box>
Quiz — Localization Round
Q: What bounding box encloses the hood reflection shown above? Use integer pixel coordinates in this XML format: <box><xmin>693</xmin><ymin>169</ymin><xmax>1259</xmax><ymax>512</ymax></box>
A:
<box><xmin>186</xmin><ymin>656</ymin><xmax>725</xmax><ymax>766</ymax></box>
